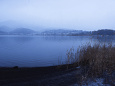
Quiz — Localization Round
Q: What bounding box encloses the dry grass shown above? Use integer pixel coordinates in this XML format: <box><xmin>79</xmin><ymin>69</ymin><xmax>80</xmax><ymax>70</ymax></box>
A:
<box><xmin>66</xmin><ymin>43</ymin><xmax>115</xmax><ymax>77</ymax></box>
<box><xmin>78</xmin><ymin>44</ymin><xmax>115</xmax><ymax>76</ymax></box>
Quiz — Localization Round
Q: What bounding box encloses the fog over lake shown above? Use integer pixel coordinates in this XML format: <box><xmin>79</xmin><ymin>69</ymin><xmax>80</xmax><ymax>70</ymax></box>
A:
<box><xmin>0</xmin><ymin>0</ymin><xmax>115</xmax><ymax>67</ymax></box>
<box><xmin>0</xmin><ymin>35</ymin><xmax>114</xmax><ymax>67</ymax></box>
<box><xmin>0</xmin><ymin>0</ymin><xmax>115</xmax><ymax>31</ymax></box>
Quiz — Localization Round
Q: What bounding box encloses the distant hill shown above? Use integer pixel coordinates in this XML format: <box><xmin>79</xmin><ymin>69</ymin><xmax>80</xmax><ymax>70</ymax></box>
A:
<box><xmin>10</xmin><ymin>28</ymin><xmax>36</xmax><ymax>35</ymax></box>
<box><xmin>0</xmin><ymin>26</ymin><xmax>13</xmax><ymax>32</ymax></box>
<box><xmin>0</xmin><ymin>26</ymin><xmax>8</xmax><ymax>34</ymax></box>
<box><xmin>0</xmin><ymin>28</ymin><xmax>115</xmax><ymax>36</ymax></box>
<box><xmin>42</xmin><ymin>29</ymin><xmax>115</xmax><ymax>36</ymax></box>
<box><xmin>41</xmin><ymin>29</ymin><xmax>89</xmax><ymax>36</ymax></box>
<box><xmin>0</xmin><ymin>30</ymin><xmax>7</xmax><ymax>35</ymax></box>
<box><xmin>92</xmin><ymin>29</ymin><xmax>115</xmax><ymax>35</ymax></box>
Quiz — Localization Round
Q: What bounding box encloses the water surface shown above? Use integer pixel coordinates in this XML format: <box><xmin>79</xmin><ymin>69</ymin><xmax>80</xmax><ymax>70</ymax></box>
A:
<box><xmin>0</xmin><ymin>35</ymin><xmax>114</xmax><ymax>67</ymax></box>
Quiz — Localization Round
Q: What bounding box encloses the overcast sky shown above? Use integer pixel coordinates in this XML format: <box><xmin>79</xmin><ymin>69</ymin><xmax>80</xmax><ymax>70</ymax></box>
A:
<box><xmin>0</xmin><ymin>0</ymin><xmax>115</xmax><ymax>31</ymax></box>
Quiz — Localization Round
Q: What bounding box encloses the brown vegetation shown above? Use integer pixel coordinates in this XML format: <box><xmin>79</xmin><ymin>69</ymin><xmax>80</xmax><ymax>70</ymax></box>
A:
<box><xmin>66</xmin><ymin>43</ymin><xmax>115</xmax><ymax>77</ymax></box>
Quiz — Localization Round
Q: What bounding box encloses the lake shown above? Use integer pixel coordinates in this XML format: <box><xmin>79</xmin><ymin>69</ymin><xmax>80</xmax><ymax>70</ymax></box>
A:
<box><xmin>0</xmin><ymin>35</ymin><xmax>114</xmax><ymax>67</ymax></box>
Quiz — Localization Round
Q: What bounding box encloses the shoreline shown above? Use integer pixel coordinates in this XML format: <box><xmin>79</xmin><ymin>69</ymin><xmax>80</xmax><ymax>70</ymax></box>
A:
<box><xmin>0</xmin><ymin>64</ymin><xmax>80</xmax><ymax>86</ymax></box>
<box><xmin>1</xmin><ymin>43</ymin><xmax>115</xmax><ymax>85</ymax></box>
<box><xmin>0</xmin><ymin>64</ymin><xmax>114</xmax><ymax>86</ymax></box>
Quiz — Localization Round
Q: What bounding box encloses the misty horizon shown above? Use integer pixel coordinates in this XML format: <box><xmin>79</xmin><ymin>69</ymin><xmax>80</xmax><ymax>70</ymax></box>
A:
<box><xmin>0</xmin><ymin>0</ymin><xmax>115</xmax><ymax>31</ymax></box>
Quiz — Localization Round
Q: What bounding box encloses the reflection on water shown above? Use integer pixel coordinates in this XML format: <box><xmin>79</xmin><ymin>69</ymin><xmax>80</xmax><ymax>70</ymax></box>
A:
<box><xmin>0</xmin><ymin>35</ymin><xmax>115</xmax><ymax>67</ymax></box>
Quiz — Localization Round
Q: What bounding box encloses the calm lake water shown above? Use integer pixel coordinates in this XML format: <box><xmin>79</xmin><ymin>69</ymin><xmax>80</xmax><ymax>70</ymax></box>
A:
<box><xmin>0</xmin><ymin>35</ymin><xmax>115</xmax><ymax>67</ymax></box>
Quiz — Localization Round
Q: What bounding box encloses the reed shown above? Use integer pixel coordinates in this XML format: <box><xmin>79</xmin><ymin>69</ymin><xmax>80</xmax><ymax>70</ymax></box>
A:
<box><xmin>66</xmin><ymin>43</ymin><xmax>115</xmax><ymax>77</ymax></box>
